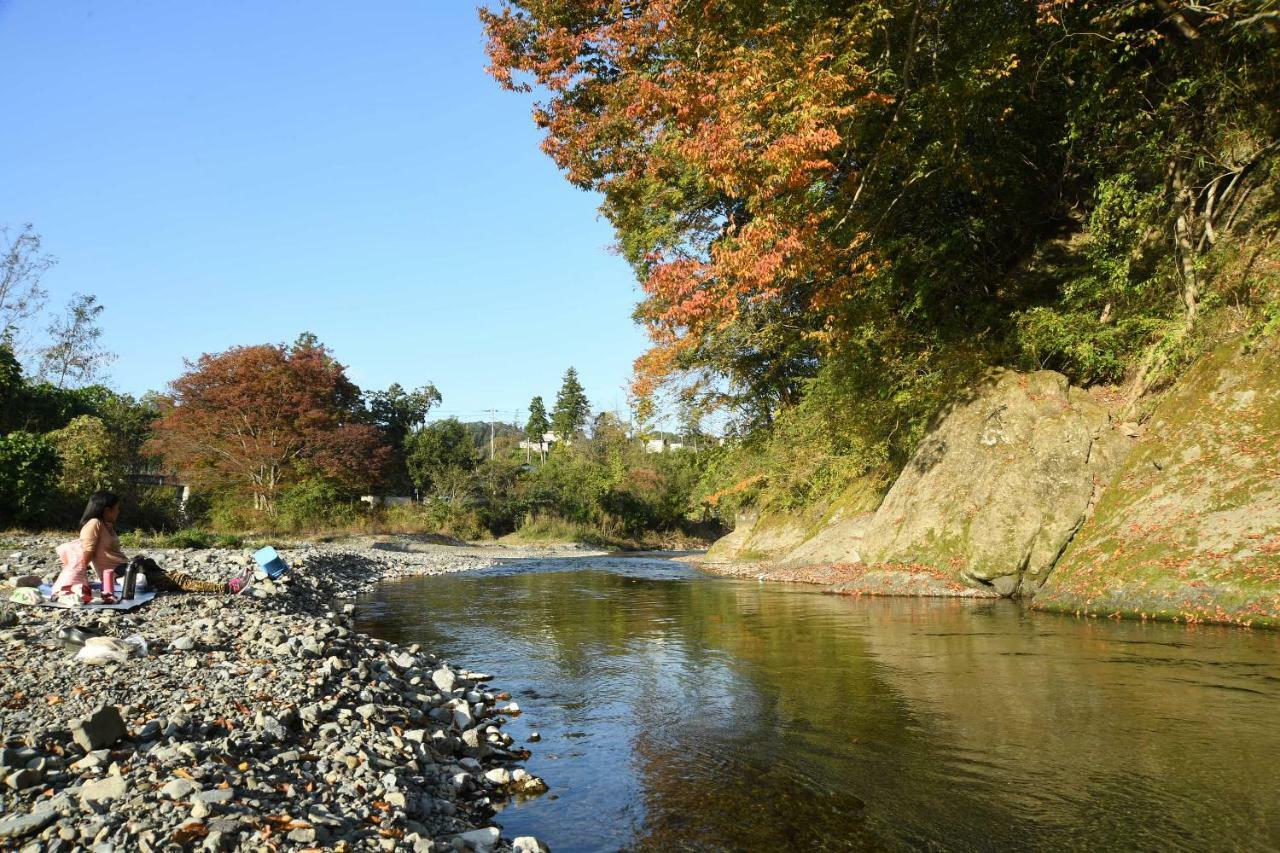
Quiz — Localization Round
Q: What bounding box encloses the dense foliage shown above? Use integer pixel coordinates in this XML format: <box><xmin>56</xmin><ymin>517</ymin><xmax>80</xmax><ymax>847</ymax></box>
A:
<box><xmin>0</xmin><ymin>341</ymin><xmax>170</xmax><ymax>528</ymax></box>
<box><xmin>483</xmin><ymin>0</ymin><xmax>1280</xmax><ymax>506</ymax></box>
<box><xmin>148</xmin><ymin>336</ymin><xmax>391</xmax><ymax>516</ymax></box>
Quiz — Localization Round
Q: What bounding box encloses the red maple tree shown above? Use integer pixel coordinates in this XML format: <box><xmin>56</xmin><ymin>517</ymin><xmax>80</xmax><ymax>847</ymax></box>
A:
<box><xmin>148</xmin><ymin>339</ymin><xmax>389</xmax><ymax>513</ymax></box>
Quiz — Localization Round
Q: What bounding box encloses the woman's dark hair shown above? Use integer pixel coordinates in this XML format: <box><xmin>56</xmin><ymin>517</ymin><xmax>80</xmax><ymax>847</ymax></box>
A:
<box><xmin>80</xmin><ymin>491</ymin><xmax>121</xmax><ymax>526</ymax></box>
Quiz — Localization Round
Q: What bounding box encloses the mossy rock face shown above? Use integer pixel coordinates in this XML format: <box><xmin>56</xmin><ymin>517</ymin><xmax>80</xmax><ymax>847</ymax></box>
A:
<box><xmin>705</xmin><ymin>480</ymin><xmax>884</xmax><ymax>566</ymax></box>
<box><xmin>780</xmin><ymin>480</ymin><xmax>883</xmax><ymax>566</ymax></box>
<box><xmin>1036</xmin><ymin>337</ymin><xmax>1280</xmax><ymax>628</ymax></box>
<box><xmin>859</xmin><ymin>369</ymin><xmax>1130</xmax><ymax>596</ymax></box>
<box><xmin>704</xmin><ymin>510</ymin><xmax>812</xmax><ymax>563</ymax></box>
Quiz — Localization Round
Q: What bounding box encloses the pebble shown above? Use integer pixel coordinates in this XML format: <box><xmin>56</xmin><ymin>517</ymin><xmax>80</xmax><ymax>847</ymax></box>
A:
<box><xmin>79</xmin><ymin>775</ymin><xmax>127</xmax><ymax>803</ymax></box>
<box><xmin>0</xmin><ymin>536</ymin><xmax>549</xmax><ymax>851</ymax></box>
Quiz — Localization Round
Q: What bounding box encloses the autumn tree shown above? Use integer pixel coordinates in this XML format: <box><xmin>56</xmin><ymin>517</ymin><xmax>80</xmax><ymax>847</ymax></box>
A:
<box><xmin>482</xmin><ymin>0</ymin><xmax>1064</xmax><ymax>438</ymax></box>
<box><xmin>483</xmin><ymin>0</ymin><xmax>1279</xmax><ymax>475</ymax></box>
<box><xmin>148</xmin><ymin>339</ymin><xmax>389</xmax><ymax>513</ymax></box>
<box><xmin>550</xmin><ymin>367</ymin><xmax>590</xmax><ymax>441</ymax></box>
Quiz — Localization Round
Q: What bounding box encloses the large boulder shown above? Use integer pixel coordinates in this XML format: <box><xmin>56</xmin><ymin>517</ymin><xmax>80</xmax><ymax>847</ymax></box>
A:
<box><xmin>858</xmin><ymin>370</ymin><xmax>1130</xmax><ymax>596</ymax></box>
<box><xmin>779</xmin><ymin>480</ymin><xmax>882</xmax><ymax>566</ymax></box>
<box><xmin>704</xmin><ymin>481</ymin><xmax>883</xmax><ymax>566</ymax></box>
<box><xmin>703</xmin><ymin>510</ymin><xmax>811</xmax><ymax>564</ymax></box>
<box><xmin>1036</xmin><ymin>337</ymin><xmax>1280</xmax><ymax>627</ymax></box>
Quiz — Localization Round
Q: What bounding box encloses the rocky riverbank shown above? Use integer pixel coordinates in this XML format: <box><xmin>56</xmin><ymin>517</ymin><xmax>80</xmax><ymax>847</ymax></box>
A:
<box><xmin>698</xmin><ymin>334</ymin><xmax>1280</xmax><ymax>629</ymax></box>
<box><xmin>0</xmin><ymin>538</ymin><xmax>558</xmax><ymax>852</ymax></box>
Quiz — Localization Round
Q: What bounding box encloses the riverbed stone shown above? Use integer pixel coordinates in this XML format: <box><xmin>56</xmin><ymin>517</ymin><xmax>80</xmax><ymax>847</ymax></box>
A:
<box><xmin>458</xmin><ymin>827</ymin><xmax>500</xmax><ymax>851</ymax></box>
<box><xmin>432</xmin><ymin>667</ymin><xmax>456</xmax><ymax>693</ymax></box>
<box><xmin>72</xmin><ymin>705</ymin><xmax>127</xmax><ymax>751</ymax></box>
<box><xmin>160</xmin><ymin>778</ymin><xmax>197</xmax><ymax>800</ymax></box>
<box><xmin>0</xmin><ymin>538</ymin><xmax>556</xmax><ymax>853</ymax></box>
<box><xmin>80</xmin><ymin>775</ymin><xmax>127</xmax><ymax>804</ymax></box>
<box><xmin>0</xmin><ymin>810</ymin><xmax>56</xmax><ymax>840</ymax></box>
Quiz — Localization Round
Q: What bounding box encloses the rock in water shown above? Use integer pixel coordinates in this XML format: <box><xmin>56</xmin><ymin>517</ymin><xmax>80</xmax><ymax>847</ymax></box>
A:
<box><xmin>71</xmin><ymin>705</ymin><xmax>127</xmax><ymax>751</ymax></box>
<box><xmin>1037</xmin><ymin>337</ymin><xmax>1280</xmax><ymax>627</ymax></box>
<box><xmin>513</xmin><ymin>837</ymin><xmax>552</xmax><ymax>853</ymax></box>
<box><xmin>857</xmin><ymin>369</ymin><xmax>1129</xmax><ymax>596</ymax></box>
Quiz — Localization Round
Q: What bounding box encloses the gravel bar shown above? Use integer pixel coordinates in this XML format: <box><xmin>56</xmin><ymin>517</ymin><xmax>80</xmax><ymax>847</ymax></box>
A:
<box><xmin>0</xmin><ymin>536</ymin><xmax>553</xmax><ymax>853</ymax></box>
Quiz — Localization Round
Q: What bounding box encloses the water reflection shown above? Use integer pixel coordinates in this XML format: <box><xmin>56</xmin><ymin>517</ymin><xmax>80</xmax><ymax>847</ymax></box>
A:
<box><xmin>358</xmin><ymin>556</ymin><xmax>1280</xmax><ymax>852</ymax></box>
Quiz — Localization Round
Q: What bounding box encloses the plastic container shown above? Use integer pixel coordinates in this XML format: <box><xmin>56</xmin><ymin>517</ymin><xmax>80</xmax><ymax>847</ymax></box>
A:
<box><xmin>57</xmin><ymin>625</ymin><xmax>105</xmax><ymax>652</ymax></box>
<box><xmin>253</xmin><ymin>546</ymin><xmax>289</xmax><ymax>579</ymax></box>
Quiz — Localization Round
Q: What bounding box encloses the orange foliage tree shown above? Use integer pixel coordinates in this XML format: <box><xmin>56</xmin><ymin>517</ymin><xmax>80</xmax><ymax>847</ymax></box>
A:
<box><xmin>481</xmin><ymin>0</ymin><xmax>1065</xmax><ymax>427</ymax></box>
<box><xmin>148</xmin><ymin>338</ymin><xmax>389</xmax><ymax>514</ymax></box>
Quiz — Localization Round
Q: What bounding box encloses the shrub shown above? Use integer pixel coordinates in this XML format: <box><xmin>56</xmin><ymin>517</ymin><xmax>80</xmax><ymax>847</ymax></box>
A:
<box><xmin>0</xmin><ymin>431</ymin><xmax>61</xmax><ymax>526</ymax></box>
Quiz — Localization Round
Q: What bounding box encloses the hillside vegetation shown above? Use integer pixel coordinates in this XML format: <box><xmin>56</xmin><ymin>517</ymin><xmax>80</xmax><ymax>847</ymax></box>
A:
<box><xmin>483</xmin><ymin>0</ymin><xmax>1280</xmax><ymax>514</ymax></box>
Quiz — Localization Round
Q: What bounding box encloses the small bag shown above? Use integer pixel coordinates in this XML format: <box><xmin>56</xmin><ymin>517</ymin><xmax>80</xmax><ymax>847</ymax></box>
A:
<box><xmin>75</xmin><ymin>634</ymin><xmax>147</xmax><ymax>664</ymax></box>
<box><xmin>9</xmin><ymin>588</ymin><xmax>41</xmax><ymax>606</ymax></box>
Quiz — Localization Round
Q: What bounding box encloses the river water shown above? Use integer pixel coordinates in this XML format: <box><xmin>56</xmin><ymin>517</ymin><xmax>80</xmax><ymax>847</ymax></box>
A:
<box><xmin>357</xmin><ymin>554</ymin><xmax>1280</xmax><ymax>852</ymax></box>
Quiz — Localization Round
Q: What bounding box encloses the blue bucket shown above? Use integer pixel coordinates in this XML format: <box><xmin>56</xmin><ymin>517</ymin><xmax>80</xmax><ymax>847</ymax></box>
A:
<box><xmin>253</xmin><ymin>546</ymin><xmax>289</xmax><ymax>579</ymax></box>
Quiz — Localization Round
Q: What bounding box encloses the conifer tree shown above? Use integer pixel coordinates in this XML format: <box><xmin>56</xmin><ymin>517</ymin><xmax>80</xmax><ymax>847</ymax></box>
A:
<box><xmin>525</xmin><ymin>395</ymin><xmax>549</xmax><ymax>461</ymax></box>
<box><xmin>550</xmin><ymin>367</ymin><xmax>589</xmax><ymax>443</ymax></box>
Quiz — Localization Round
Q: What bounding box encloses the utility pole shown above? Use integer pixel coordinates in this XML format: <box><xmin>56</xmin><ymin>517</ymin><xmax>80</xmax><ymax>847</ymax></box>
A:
<box><xmin>489</xmin><ymin>409</ymin><xmax>496</xmax><ymax>460</ymax></box>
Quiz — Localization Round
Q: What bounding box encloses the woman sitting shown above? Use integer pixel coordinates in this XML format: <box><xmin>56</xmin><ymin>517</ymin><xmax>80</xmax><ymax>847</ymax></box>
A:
<box><xmin>52</xmin><ymin>491</ymin><xmax>249</xmax><ymax>603</ymax></box>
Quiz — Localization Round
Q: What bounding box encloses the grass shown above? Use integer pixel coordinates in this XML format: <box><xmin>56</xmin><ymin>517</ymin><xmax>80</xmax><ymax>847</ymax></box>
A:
<box><xmin>502</xmin><ymin>513</ymin><xmax>716</xmax><ymax>551</ymax></box>
<box><xmin>501</xmin><ymin>514</ymin><xmax>634</xmax><ymax>550</ymax></box>
<box><xmin>118</xmin><ymin>528</ymin><xmax>250</xmax><ymax>550</ymax></box>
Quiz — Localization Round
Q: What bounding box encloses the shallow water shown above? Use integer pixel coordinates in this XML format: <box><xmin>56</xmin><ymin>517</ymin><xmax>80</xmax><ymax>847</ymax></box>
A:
<box><xmin>357</xmin><ymin>555</ymin><xmax>1280</xmax><ymax>852</ymax></box>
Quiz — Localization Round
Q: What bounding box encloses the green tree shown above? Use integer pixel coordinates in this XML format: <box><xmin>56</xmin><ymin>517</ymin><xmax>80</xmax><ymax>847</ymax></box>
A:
<box><xmin>368</xmin><ymin>382</ymin><xmax>443</xmax><ymax>491</ymax></box>
<box><xmin>0</xmin><ymin>223</ymin><xmax>52</xmax><ymax>344</ymax></box>
<box><xmin>406</xmin><ymin>418</ymin><xmax>479</xmax><ymax>500</ymax></box>
<box><xmin>551</xmin><ymin>367</ymin><xmax>590</xmax><ymax>442</ymax></box>
<box><xmin>48</xmin><ymin>415</ymin><xmax>122</xmax><ymax>496</ymax></box>
<box><xmin>0</xmin><ymin>431</ymin><xmax>61</xmax><ymax>526</ymax></box>
<box><xmin>368</xmin><ymin>383</ymin><xmax>442</xmax><ymax>447</ymax></box>
<box><xmin>39</xmin><ymin>293</ymin><xmax>115</xmax><ymax>389</ymax></box>
<box><xmin>525</xmin><ymin>395</ymin><xmax>550</xmax><ymax>461</ymax></box>
<box><xmin>0</xmin><ymin>343</ymin><xmax>21</xmax><ymax>426</ymax></box>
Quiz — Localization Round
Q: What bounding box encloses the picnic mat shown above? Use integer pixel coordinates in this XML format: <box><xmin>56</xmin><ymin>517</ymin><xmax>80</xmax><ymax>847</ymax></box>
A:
<box><xmin>28</xmin><ymin>582</ymin><xmax>157</xmax><ymax>611</ymax></box>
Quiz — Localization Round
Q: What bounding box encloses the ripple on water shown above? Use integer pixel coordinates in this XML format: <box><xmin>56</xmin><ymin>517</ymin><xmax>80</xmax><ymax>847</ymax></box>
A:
<box><xmin>358</xmin><ymin>556</ymin><xmax>1280</xmax><ymax>853</ymax></box>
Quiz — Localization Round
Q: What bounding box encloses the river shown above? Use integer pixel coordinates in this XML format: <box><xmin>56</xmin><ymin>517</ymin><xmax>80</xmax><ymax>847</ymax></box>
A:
<box><xmin>357</xmin><ymin>553</ymin><xmax>1280</xmax><ymax>852</ymax></box>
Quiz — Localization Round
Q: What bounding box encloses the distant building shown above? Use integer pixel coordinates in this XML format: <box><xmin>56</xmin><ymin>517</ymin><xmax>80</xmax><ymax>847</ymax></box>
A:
<box><xmin>360</xmin><ymin>495</ymin><xmax>413</xmax><ymax>507</ymax></box>
<box><xmin>644</xmin><ymin>438</ymin><xmax>686</xmax><ymax>454</ymax></box>
<box><xmin>519</xmin><ymin>431</ymin><xmax>559</xmax><ymax>454</ymax></box>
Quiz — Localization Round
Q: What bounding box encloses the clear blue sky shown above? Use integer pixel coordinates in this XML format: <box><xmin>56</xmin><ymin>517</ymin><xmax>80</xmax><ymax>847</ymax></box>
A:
<box><xmin>0</xmin><ymin>1</ymin><xmax>652</xmax><ymax>425</ymax></box>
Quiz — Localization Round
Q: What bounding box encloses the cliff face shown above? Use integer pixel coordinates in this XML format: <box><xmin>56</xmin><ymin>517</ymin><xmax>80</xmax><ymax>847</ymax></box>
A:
<box><xmin>1034</xmin><ymin>337</ymin><xmax>1280</xmax><ymax>627</ymax></box>
<box><xmin>703</xmin><ymin>481</ymin><xmax>881</xmax><ymax>566</ymax></box>
<box><xmin>857</xmin><ymin>370</ymin><xmax>1130</xmax><ymax>596</ymax></box>
<box><xmin>704</xmin><ymin>337</ymin><xmax>1280</xmax><ymax>628</ymax></box>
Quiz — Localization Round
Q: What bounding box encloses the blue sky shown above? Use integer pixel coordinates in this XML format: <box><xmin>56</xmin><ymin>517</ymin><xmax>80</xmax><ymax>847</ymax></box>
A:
<box><xmin>0</xmin><ymin>1</ymin><xmax>651</xmax><ymax>425</ymax></box>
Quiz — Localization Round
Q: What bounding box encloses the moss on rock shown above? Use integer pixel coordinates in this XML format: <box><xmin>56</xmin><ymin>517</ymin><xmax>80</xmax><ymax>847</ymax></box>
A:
<box><xmin>1035</xmin><ymin>336</ymin><xmax>1280</xmax><ymax>628</ymax></box>
<box><xmin>858</xmin><ymin>369</ymin><xmax>1129</xmax><ymax>596</ymax></box>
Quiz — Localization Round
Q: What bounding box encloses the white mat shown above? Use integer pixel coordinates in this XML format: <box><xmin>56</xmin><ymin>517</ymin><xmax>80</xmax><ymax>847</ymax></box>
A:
<box><xmin>32</xmin><ymin>582</ymin><xmax>157</xmax><ymax>611</ymax></box>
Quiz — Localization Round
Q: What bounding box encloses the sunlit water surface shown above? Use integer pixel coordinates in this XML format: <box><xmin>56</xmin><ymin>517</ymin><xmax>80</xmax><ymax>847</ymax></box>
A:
<box><xmin>357</xmin><ymin>555</ymin><xmax>1280</xmax><ymax>852</ymax></box>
